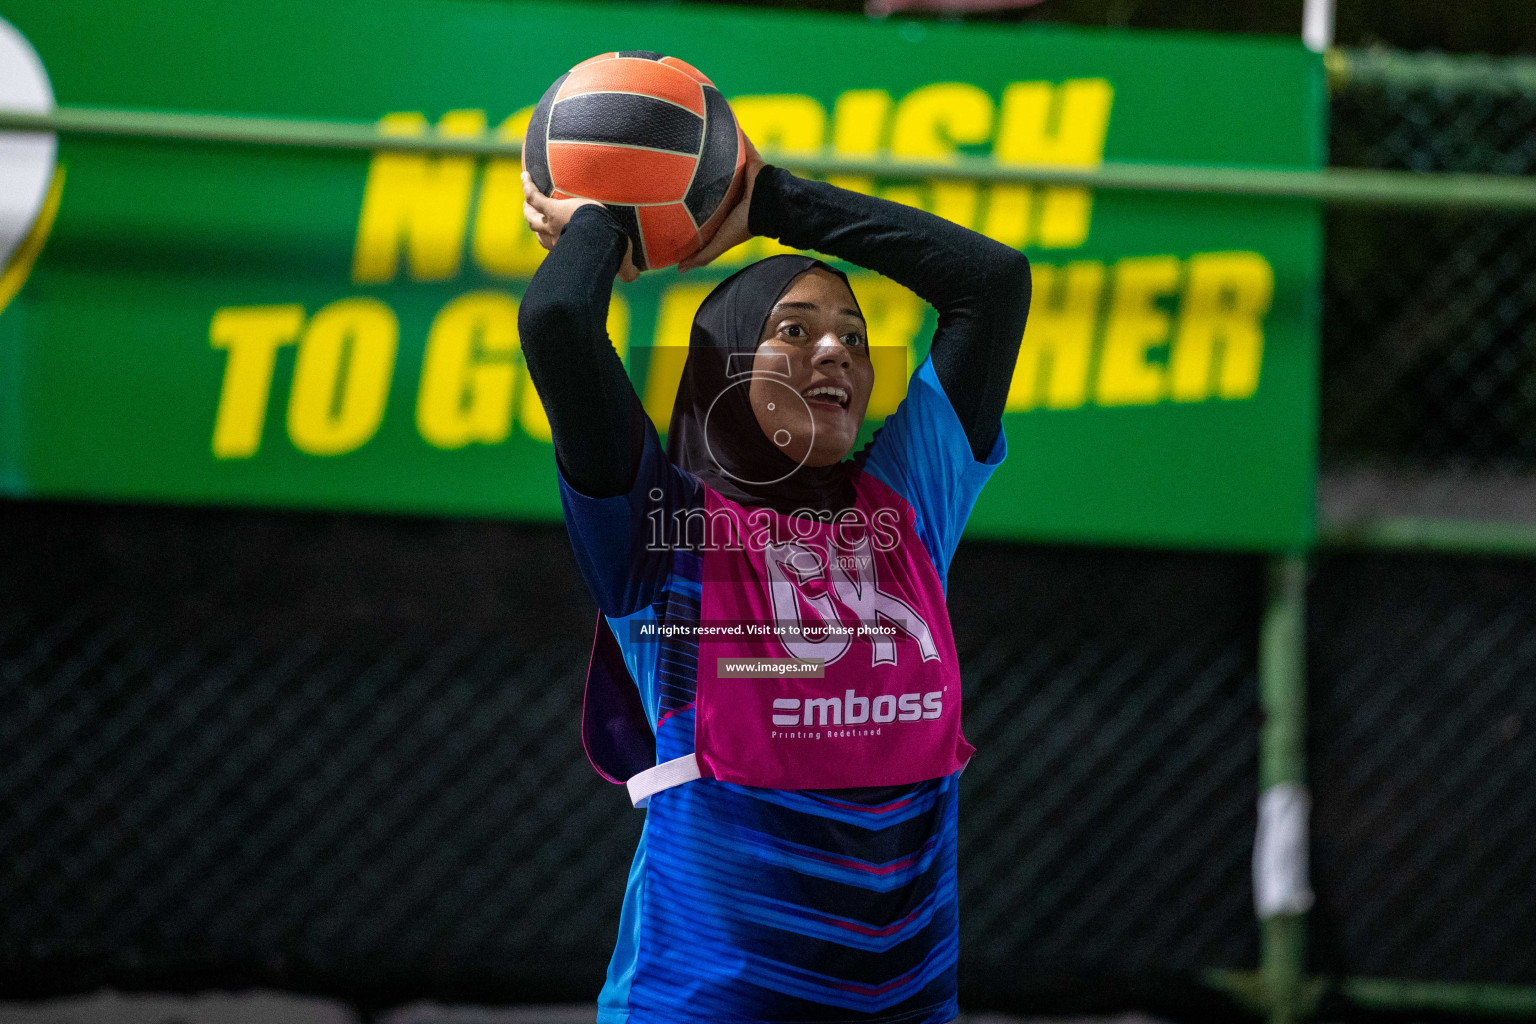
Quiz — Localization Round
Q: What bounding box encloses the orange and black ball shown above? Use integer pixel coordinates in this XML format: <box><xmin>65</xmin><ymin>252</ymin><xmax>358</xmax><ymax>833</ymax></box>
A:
<box><xmin>523</xmin><ymin>52</ymin><xmax>747</xmax><ymax>271</ymax></box>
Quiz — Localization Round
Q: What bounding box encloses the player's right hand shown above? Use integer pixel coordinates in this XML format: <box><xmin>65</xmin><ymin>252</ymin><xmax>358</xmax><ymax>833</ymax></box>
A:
<box><xmin>522</xmin><ymin>172</ymin><xmax>640</xmax><ymax>283</ymax></box>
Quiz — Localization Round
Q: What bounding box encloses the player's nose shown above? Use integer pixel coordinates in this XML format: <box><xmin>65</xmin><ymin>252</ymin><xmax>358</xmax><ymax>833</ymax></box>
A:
<box><xmin>812</xmin><ymin>332</ymin><xmax>853</xmax><ymax>369</ymax></box>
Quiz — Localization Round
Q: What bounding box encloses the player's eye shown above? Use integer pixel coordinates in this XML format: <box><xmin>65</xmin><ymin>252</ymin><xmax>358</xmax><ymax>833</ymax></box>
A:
<box><xmin>780</xmin><ymin>322</ymin><xmax>807</xmax><ymax>339</ymax></box>
<box><xmin>842</xmin><ymin>332</ymin><xmax>866</xmax><ymax>348</ymax></box>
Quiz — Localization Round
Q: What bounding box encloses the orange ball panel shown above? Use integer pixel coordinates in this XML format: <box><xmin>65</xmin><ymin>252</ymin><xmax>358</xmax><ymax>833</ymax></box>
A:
<box><xmin>638</xmin><ymin>203</ymin><xmax>704</xmax><ymax>269</ymax></box>
<box><xmin>569</xmin><ymin>52</ymin><xmax>618</xmax><ymax>71</ymax></box>
<box><xmin>557</xmin><ymin>57</ymin><xmax>706</xmax><ymax>116</ymax></box>
<box><xmin>659</xmin><ymin>56</ymin><xmax>715</xmax><ymax>88</ymax></box>
<box><xmin>547</xmin><ymin>142</ymin><xmax>699</xmax><ymax>205</ymax></box>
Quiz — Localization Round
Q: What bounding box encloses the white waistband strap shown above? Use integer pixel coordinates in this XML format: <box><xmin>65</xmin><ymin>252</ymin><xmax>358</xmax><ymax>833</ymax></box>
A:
<box><xmin>626</xmin><ymin>753</ymin><xmax>701</xmax><ymax>808</ymax></box>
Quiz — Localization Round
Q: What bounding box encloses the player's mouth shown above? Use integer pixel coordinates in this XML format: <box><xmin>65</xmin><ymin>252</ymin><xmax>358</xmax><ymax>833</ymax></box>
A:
<box><xmin>801</xmin><ymin>382</ymin><xmax>851</xmax><ymax>412</ymax></box>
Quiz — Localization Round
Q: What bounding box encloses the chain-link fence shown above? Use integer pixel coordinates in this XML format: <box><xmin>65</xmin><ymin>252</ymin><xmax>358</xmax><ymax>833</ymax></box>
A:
<box><xmin>953</xmin><ymin>545</ymin><xmax>1259</xmax><ymax>1015</ymax></box>
<box><xmin>1322</xmin><ymin>49</ymin><xmax>1536</xmax><ymax>522</ymax></box>
<box><xmin>0</xmin><ymin>501</ymin><xmax>1263</xmax><ymax>1018</ymax></box>
<box><xmin>0</xmin><ymin>503</ymin><xmax>634</xmax><ymax>1006</ymax></box>
<box><xmin>1305</xmin><ymin>48</ymin><xmax>1536</xmax><ymax>1018</ymax></box>
<box><xmin>1308</xmin><ymin>552</ymin><xmax>1536</xmax><ymax>990</ymax></box>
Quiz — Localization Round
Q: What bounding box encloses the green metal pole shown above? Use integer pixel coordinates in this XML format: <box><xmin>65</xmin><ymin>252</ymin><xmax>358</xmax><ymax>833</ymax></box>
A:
<box><xmin>1344</xmin><ymin>978</ymin><xmax>1536</xmax><ymax>1016</ymax></box>
<box><xmin>0</xmin><ymin>105</ymin><xmax>522</xmax><ymax>156</ymax></box>
<box><xmin>1333</xmin><ymin>46</ymin><xmax>1536</xmax><ymax>97</ymax></box>
<box><xmin>1203</xmin><ymin>971</ymin><xmax>1536</xmax><ymax>1019</ymax></box>
<box><xmin>1320</xmin><ymin>517</ymin><xmax>1536</xmax><ymax>558</ymax></box>
<box><xmin>1257</xmin><ymin>555</ymin><xmax>1314</xmax><ymax>1024</ymax></box>
<box><xmin>5</xmin><ymin>105</ymin><xmax>1536</xmax><ymax>210</ymax></box>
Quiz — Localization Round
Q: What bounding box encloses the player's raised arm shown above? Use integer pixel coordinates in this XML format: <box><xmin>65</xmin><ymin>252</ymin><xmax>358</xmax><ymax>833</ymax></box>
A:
<box><xmin>516</xmin><ymin>174</ymin><xmax>645</xmax><ymax>499</ymax></box>
<box><xmin>686</xmin><ymin>166</ymin><xmax>1032</xmax><ymax>461</ymax></box>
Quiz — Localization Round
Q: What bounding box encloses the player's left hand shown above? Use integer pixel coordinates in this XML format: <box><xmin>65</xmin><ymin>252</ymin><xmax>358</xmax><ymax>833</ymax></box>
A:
<box><xmin>677</xmin><ymin>135</ymin><xmax>765</xmax><ymax>273</ymax></box>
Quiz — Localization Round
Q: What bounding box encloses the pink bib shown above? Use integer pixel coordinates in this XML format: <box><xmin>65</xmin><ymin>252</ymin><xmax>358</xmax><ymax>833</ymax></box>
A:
<box><xmin>691</xmin><ymin>472</ymin><xmax>973</xmax><ymax>791</ymax></box>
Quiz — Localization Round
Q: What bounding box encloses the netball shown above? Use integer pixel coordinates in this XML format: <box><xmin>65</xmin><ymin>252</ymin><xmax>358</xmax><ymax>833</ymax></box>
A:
<box><xmin>522</xmin><ymin>51</ymin><xmax>746</xmax><ymax>271</ymax></box>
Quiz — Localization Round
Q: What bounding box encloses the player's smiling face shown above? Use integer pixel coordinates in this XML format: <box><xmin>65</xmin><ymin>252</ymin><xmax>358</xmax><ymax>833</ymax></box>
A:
<box><xmin>749</xmin><ymin>269</ymin><xmax>873</xmax><ymax>469</ymax></box>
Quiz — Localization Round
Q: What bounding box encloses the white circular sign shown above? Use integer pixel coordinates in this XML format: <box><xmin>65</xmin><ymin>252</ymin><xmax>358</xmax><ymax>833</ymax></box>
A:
<box><xmin>0</xmin><ymin>16</ymin><xmax>56</xmax><ymax>276</ymax></box>
<box><xmin>702</xmin><ymin>377</ymin><xmax>816</xmax><ymax>487</ymax></box>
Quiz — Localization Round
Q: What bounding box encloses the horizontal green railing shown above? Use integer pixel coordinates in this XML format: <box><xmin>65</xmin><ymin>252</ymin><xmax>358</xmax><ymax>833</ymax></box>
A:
<box><xmin>1332</xmin><ymin>44</ymin><xmax>1536</xmax><ymax>95</ymax></box>
<box><xmin>2</xmin><ymin>104</ymin><xmax>1536</xmax><ymax>211</ymax></box>
<box><xmin>1346</xmin><ymin>978</ymin><xmax>1536</xmax><ymax>1016</ymax></box>
<box><xmin>1320</xmin><ymin>517</ymin><xmax>1536</xmax><ymax>558</ymax></box>
<box><xmin>1209</xmin><ymin>970</ymin><xmax>1536</xmax><ymax>1020</ymax></box>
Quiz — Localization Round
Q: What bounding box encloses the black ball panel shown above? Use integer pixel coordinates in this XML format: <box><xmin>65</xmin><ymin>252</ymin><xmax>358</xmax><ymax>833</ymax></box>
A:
<box><xmin>523</xmin><ymin>72</ymin><xmax>565</xmax><ymax>196</ymax></box>
<box><xmin>684</xmin><ymin>86</ymin><xmax>739</xmax><ymax>226</ymax></box>
<box><xmin>549</xmin><ymin>92</ymin><xmax>704</xmax><ymax>155</ymax></box>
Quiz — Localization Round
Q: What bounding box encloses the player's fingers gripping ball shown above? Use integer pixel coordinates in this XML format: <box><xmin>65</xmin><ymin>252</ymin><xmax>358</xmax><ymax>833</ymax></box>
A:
<box><xmin>523</xmin><ymin>51</ymin><xmax>747</xmax><ymax>272</ymax></box>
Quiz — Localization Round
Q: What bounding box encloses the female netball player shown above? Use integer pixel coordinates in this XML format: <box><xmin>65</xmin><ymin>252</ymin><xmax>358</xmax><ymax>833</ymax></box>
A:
<box><xmin>518</xmin><ymin>136</ymin><xmax>1030</xmax><ymax>1024</ymax></box>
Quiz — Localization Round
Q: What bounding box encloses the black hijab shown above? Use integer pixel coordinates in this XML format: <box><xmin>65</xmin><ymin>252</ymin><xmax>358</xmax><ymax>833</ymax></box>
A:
<box><xmin>666</xmin><ymin>254</ymin><xmax>860</xmax><ymax>516</ymax></box>
<box><xmin>583</xmin><ymin>255</ymin><xmax>871</xmax><ymax>788</ymax></box>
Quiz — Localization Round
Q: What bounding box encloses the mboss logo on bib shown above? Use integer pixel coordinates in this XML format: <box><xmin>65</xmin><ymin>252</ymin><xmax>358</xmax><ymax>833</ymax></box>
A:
<box><xmin>759</xmin><ymin>522</ymin><xmax>948</xmax><ymax>730</ymax></box>
<box><xmin>772</xmin><ymin>688</ymin><xmax>944</xmax><ymax>728</ymax></box>
<box><xmin>0</xmin><ymin>16</ymin><xmax>59</xmax><ymax>315</ymax></box>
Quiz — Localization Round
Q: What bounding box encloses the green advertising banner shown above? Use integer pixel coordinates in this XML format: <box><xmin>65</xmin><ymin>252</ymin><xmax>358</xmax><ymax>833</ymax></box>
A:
<box><xmin>0</xmin><ymin>0</ymin><xmax>1322</xmax><ymax>549</ymax></box>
